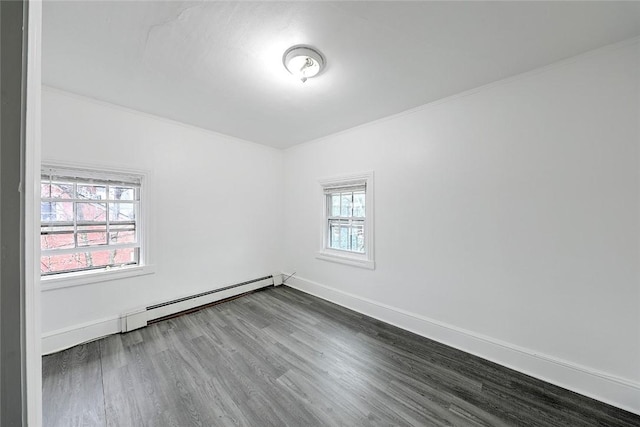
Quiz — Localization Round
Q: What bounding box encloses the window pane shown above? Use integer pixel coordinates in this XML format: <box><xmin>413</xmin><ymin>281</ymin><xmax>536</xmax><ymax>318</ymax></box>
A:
<box><xmin>40</xmin><ymin>202</ymin><xmax>52</xmax><ymax>221</ymax></box>
<box><xmin>353</xmin><ymin>192</ymin><xmax>365</xmax><ymax>218</ymax></box>
<box><xmin>40</xmin><ymin>247</ymin><xmax>138</xmax><ymax>275</ymax></box>
<box><xmin>77</xmin><ymin>225</ymin><xmax>107</xmax><ymax>247</ymax></box>
<box><xmin>109</xmin><ymin>203</ymin><xmax>135</xmax><ymax>222</ymax></box>
<box><xmin>111</xmin><ymin>247</ymin><xmax>138</xmax><ymax>265</ymax></box>
<box><xmin>40</xmin><ymin>233</ymin><xmax>75</xmax><ymax>250</ymax></box>
<box><xmin>77</xmin><ymin>232</ymin><xmax>107</xmax><ymax>247</ymax></box>
<box><xmin>41</xmin><ymin>253</ymin><xmax>84</xmax><ymax>274</ymax></box>
<box><xmin>331</xmin><ymin>193</ymin><xmax>341</xmax><ymax>217</ymax></box>
<box><xmin>351</xmin><ymin>223</ymin><xmax>365</xmax><ymax>253</ymax></box>
<box><xmin>339</xmin><ymin>225</ymin><xmax>349</xmax><ymax>249</ymax></box>
<box><xmin>329</xmin><ymin>219</ymin><xmax>345</xmax><ymax>250</ymax></box>
<box><xmin>340</xmin><ymin>192</ymin><xmax>352</xmax><ymax>217</ymax></box>
<box><xmin>77</xmin><ymin>184</ymin><xmax>106</xmax><ymax>200</ymax></box>
<box><xmin>41</xmin><ymin>183</ymin><xmax>51</xmax><ymax>198</ymax></box>
<box><xmin>76</xmin><ymin>202</ymin><xmax>107</xmax><ymax>222</ymax></box>
<box><xmin>110</xmin><ymin>230</ymin><xmax>136</xmax><ymax>244</ymax></box>
<box><xmin>109</xmin><ymin>186</ymin><xmax>135</xmax><ymax>201</ymax></box>
<box><xmin>40</xmin><ymin>201</ymin><xmax>73</xmax><ymax>222</ymax></box>
<box><xmin>330</xmin><ymin>223</ymin><xmax>338</xmax><ymax>249</ymax></box>
<box><xmin>48</xmin><ymin>182</ymin><xmax>73</xmax><ymax>199</ymax></box>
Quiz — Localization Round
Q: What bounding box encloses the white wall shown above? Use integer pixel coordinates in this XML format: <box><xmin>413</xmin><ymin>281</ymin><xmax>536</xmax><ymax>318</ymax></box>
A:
<box><xmin>283</xmin><ymin>40</ymin><xmax>640</xmax><ymax>412</ymax></box>
<box><xmin>41</xmin><ymin>87</ymin><xmax>283</xmax><ymax>340</ymax></box>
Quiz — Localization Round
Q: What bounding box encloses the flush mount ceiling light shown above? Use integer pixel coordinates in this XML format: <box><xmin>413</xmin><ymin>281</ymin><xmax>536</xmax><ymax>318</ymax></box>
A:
<box><xmin>282</xmin><ymin>45</ymin><xmax>326</xmax><ymax>83</ymax></box>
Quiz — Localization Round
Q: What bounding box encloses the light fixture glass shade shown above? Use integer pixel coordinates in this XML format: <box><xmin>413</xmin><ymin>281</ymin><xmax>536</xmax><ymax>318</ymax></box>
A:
<box><xmin>283</xmin><ymin>45</ymin><xmax>325</xmax><ymax>83</ymax></box>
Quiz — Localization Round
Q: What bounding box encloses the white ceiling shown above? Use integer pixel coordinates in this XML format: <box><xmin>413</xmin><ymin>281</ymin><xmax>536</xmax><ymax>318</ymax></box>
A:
<box><xmin>43</xmin><ymin>1</ymin><xmax>640</xmax><ymax>149</ymax></box>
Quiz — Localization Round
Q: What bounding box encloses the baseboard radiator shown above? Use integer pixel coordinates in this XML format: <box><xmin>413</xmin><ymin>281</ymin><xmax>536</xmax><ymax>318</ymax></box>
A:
<box><xmin>121</xmin><ymin>275</ymin><xmax>279</xmax><ymax>333</ymax></box>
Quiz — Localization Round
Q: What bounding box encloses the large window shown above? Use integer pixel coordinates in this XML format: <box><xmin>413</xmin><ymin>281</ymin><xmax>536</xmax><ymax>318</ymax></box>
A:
<box><xmin>40</xmin><ymin>166</ymin><xmax>143</xmax><ymax>277</ymax></box>
<box><xmin>318</xmin><ymin>172</ymin><xmax>374</xmax><ymax>269</ymax></box>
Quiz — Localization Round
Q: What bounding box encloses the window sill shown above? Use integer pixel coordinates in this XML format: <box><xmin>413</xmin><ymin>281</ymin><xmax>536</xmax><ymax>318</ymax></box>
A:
<box><xmin>41</xmin><ymin>264</ymin><xmax>155</xmax><ymax>292</ymax></box>
<box><xmin>316</xmin><ymin>250</ymin><xmax>375</xmax><ymax>270</ymax></box>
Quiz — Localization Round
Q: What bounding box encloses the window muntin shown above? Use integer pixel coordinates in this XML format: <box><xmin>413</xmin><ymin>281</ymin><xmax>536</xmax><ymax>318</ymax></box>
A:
<box><xmin>40</xmin><ymin>167</ymin><xmax>142</xmax><ymax>276</ymax></box>
<box><xmin>327</xmin><ymin>189</ymin><xmax>366</xmax><ymax>253</ymax></box>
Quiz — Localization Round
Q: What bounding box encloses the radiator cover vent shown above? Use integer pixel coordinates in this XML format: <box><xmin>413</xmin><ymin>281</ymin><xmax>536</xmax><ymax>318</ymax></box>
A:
<box><xmin>121</xmin><ymin>275</ymin><xmax>274</xmax><ymax>332</ymax></box>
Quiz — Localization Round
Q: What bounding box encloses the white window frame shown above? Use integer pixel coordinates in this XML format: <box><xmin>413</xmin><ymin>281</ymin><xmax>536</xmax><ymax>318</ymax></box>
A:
<box><xmin>317</xmin><ymin>171</ymin><xmax>375</xmax><ymax>269</ymax></box>
<box><xmin>40</xmin><ymin>162</ymin><xmax>154</xmax><ymax>290</ymax></box>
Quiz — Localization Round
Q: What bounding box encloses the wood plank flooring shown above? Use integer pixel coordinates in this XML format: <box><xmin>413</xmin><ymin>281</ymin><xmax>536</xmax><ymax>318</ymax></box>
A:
<box><xmin>43</xmin><ymin>286</ymin><xmax>640</xmax><ymax>426</ymax></box>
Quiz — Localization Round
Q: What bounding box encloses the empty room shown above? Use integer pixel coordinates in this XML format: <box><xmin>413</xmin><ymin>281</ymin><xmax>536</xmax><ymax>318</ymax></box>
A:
<box><xmin>5</xmin><ymin>0</ymin><xmax>640</xmax><ymax>425</ymax></box>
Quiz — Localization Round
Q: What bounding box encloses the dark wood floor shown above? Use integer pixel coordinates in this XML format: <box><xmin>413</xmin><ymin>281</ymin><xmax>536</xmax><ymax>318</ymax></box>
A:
<box><xmin>43</xmin><ymin>286</ymin><xmax>639</xmax><ymax>426</ymax></box>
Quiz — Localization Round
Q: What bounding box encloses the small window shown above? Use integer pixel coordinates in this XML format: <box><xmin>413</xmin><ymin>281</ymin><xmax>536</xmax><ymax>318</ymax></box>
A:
<box><xmin>327</xmin><ymin>189</ymin><xmax>365</xmax><ymax>253</ymax></box>
<box><xmin>40</xmin><ymin>166</ymin><xmax>144</xmax><ymax>277</ymax></box>
<box><xmin>317</xmin><ymin>172</ymin><xmax>374</xmax><ymax>269</ymax></box>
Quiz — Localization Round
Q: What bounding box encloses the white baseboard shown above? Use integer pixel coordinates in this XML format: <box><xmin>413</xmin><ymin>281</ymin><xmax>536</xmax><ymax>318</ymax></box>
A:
<box><xmin>42</xmin><ymin>316</ymin><xmax>120</xmax><ymax>355</ymax></box>
<box><xmin>283</xmin><ymin>273</ymin><xmax>640</xmax><ymax>416</ymax></box>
